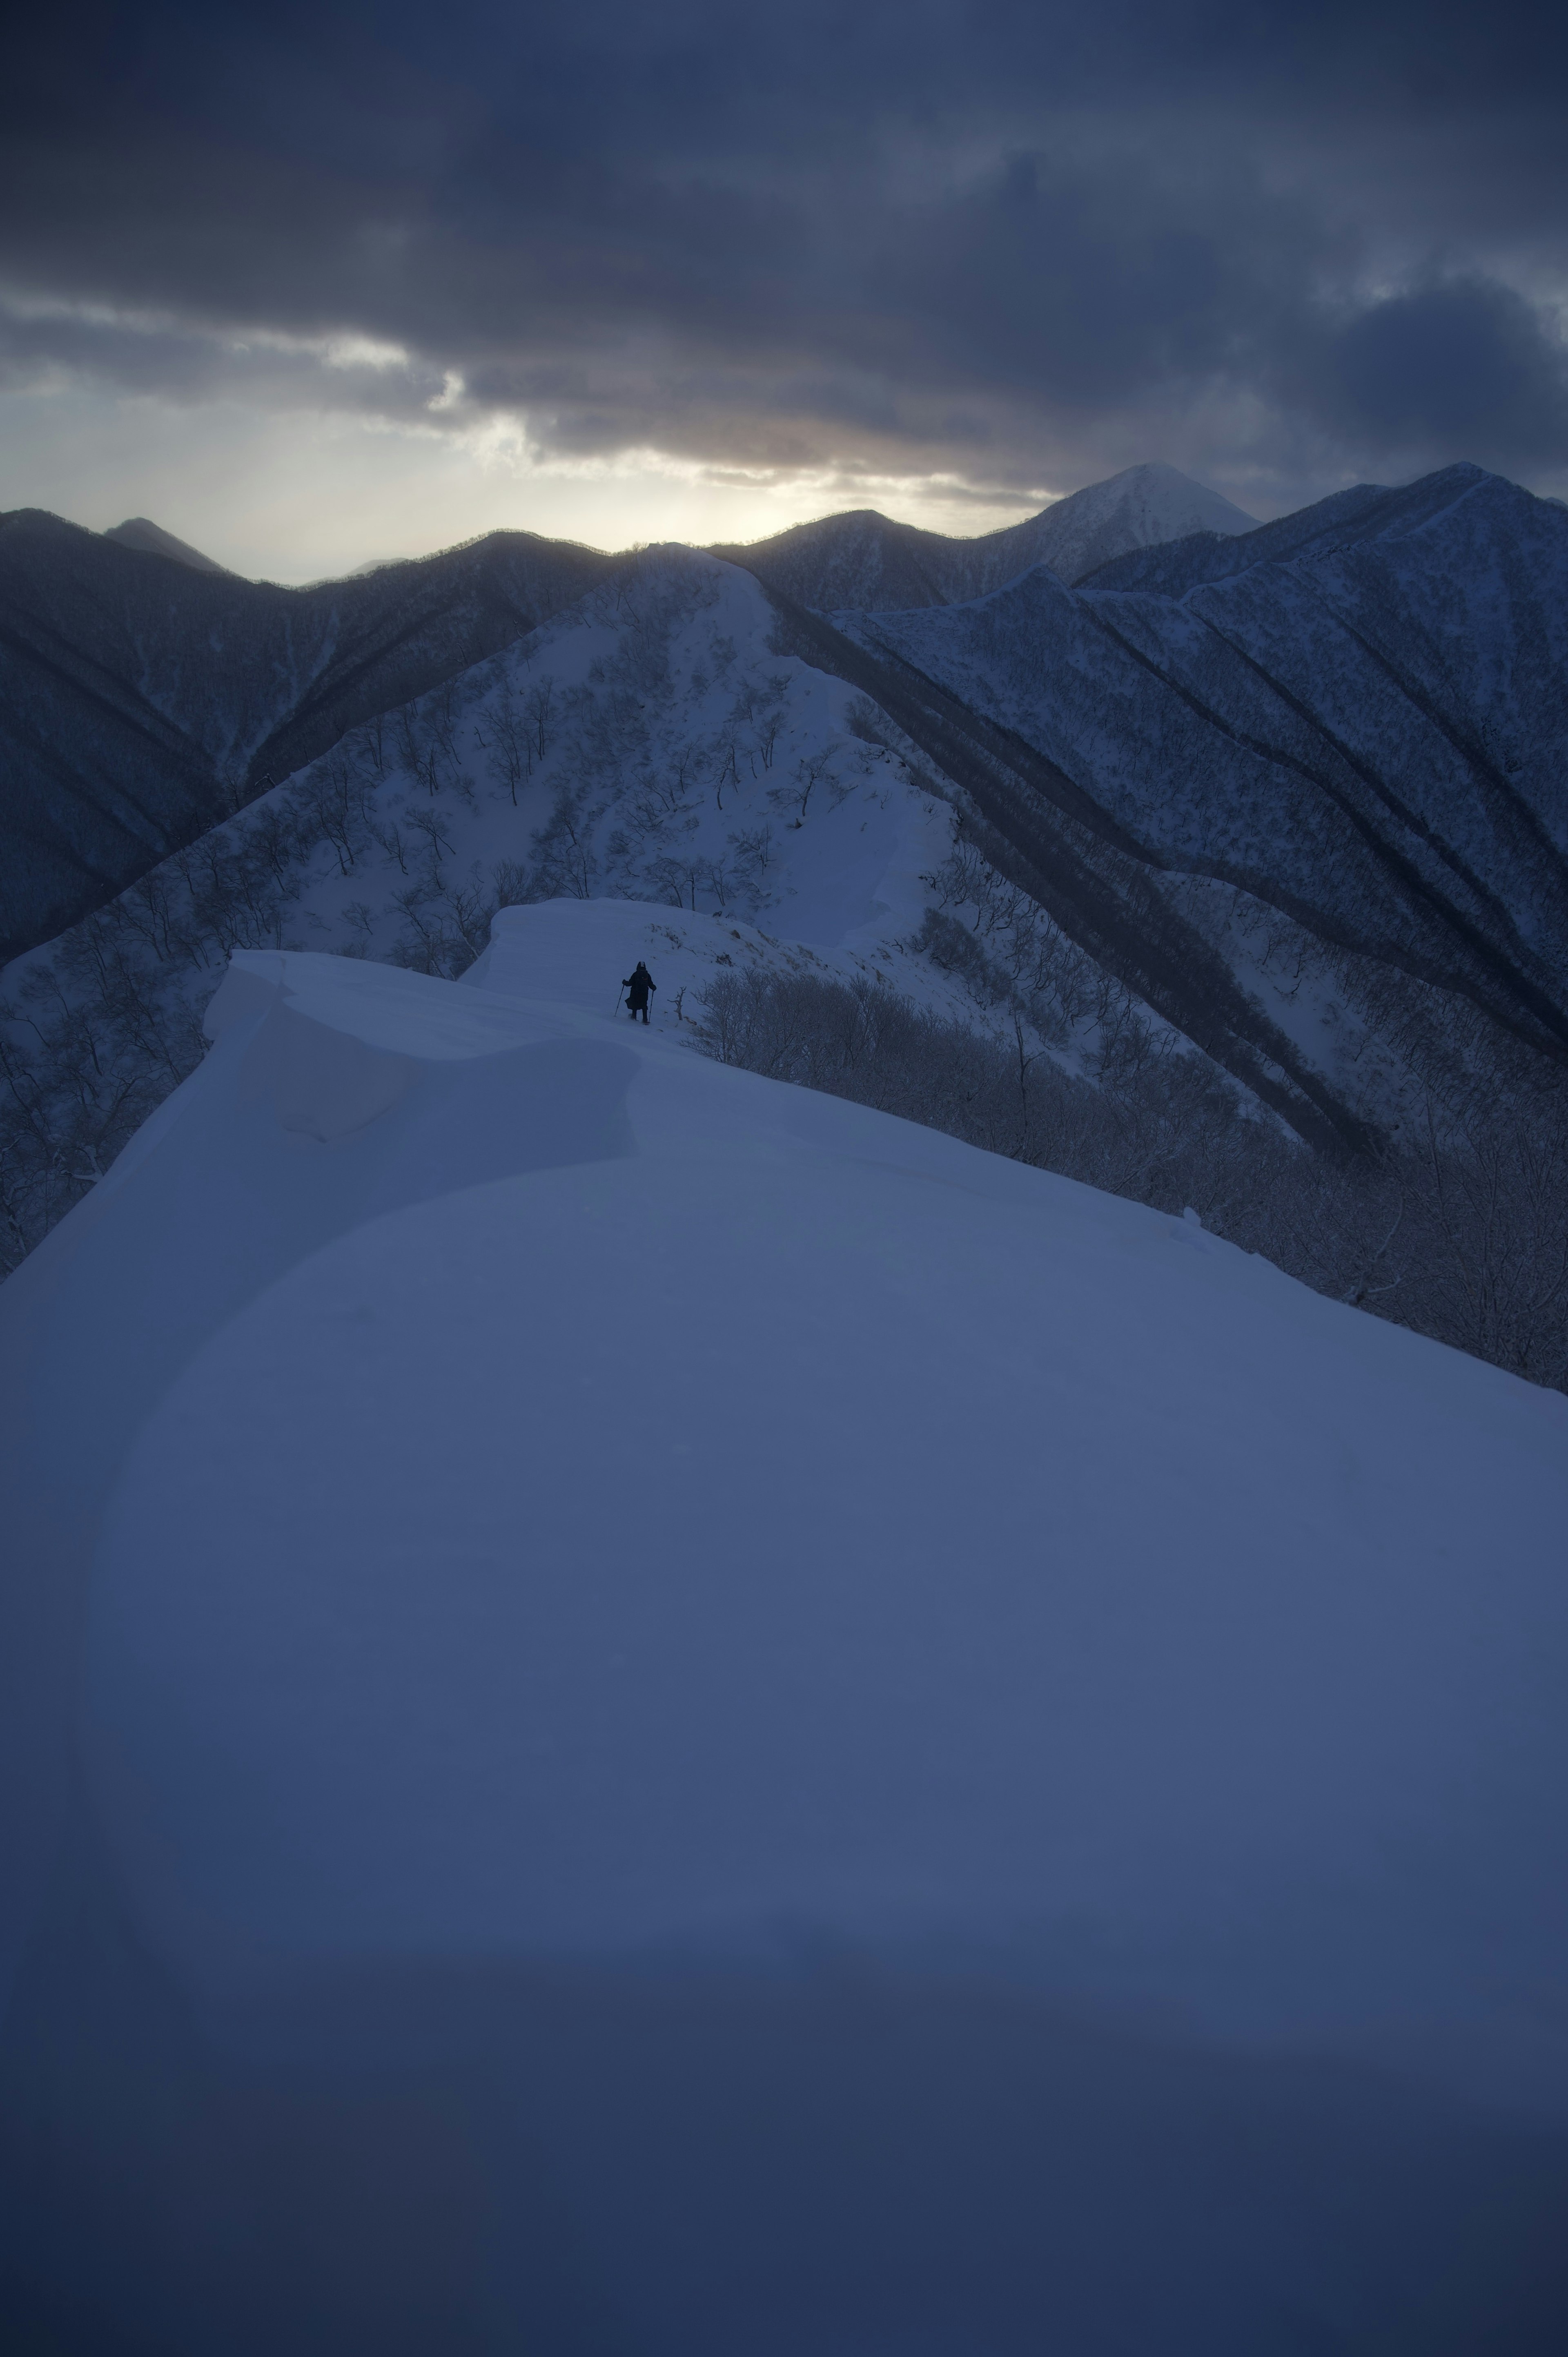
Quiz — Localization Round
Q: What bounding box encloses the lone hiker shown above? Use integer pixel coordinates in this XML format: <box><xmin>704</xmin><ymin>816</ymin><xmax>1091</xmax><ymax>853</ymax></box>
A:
<box><xmin>623</xmin><ymin>960</ymin><xmax>656</xmax><ymax>1024</ymax></box>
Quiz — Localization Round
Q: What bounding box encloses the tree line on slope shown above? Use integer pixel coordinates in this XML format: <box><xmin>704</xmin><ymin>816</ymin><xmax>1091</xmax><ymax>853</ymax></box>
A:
<box><xmin>5</xmin><ymin>735</ymin><xmax>1564</xmax><ymax>1389</ymax></box>
<box><xmin>694</xmin><ymin>964</ymin><xmax>1568</xmax><ymax>1392</ymax></box>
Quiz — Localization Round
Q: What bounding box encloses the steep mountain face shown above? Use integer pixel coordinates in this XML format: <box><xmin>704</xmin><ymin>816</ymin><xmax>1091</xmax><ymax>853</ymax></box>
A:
<box><xmin>712</xmin><ymin>507</ymin><xmax>963</xmax><ymax>613</ymax></box>
<box><xmin>0</xmin><ymin>466</ymin><xmax>1252</xmax><ymax>966</ymax></box>
<box><xmin>0</xmin><ymin>509</ymin><xmax>618</xmax><ymax>962</ymax></box>
<box><xmin>101</xmin><ymin>517</ymin><xmax>227</xmax><ymax>572</ymax></box>
<box><xmin>1004</xmin><ymin>461</ymin><xmax>1260</xmax><ymax>584</ymax></box>
<box><xmin>791</xmin><ymin>465</ymin><xmax>1568</xmax><ymax>1142</ymax></box>
<box><xmin>710</xmin><ymin>462</ymin><xmax>1257</xmax><ymax>612</ymax></box>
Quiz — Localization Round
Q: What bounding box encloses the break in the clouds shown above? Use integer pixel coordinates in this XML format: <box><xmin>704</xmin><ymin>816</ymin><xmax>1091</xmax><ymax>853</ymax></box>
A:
<box><xmin>3</xmin><ymin>0</ymin><xmax>1567</xmax><ymax>560</ymax></box>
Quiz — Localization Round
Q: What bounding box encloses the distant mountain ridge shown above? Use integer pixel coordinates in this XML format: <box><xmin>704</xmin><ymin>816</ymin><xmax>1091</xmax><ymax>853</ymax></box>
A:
<box><xmin>808</xmin><ymin>462</ymin><xmax>1568</xmax><ymax>1099</ymax></box>
<box><xmin>0</xmin><ymin>511</ymin><xmax>615</xmax><ymax>963</ymax></box>
<box><xmin>711</xmin><ymin>464</ymin><xmax>1258</xmax><ymax>611</ymax></box>
<box><xmin>102</xmin><ymin>517</ymin><xmax>229</xmax><ymax>573</ymax></box>
<box><xmin>0</xmin><ymin>465</ymin><xmax>1255</xmax><ymax>962</ymax></box>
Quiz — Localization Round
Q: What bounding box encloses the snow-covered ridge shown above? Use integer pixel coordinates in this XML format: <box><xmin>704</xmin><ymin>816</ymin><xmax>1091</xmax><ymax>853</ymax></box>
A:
<box><xmin>0</xmin><ymin>549</ymin><xmax>1006</xmax><ymax>1273</ymax></box>
<box><xmin>7</xmin><ymin>512</ymin><xmax>1568</xmax><ymax>1394</ymax></box>
<box><xmin>2</xmin><ymin>464</ymin><xmax>1253</xmax><ymax>965</ymax></box>
<box><xmin>101</xmin><ymin>515</ymin><xmax>229</xmax><ymax>573</ymax></box>
<box><xmin>2</xmin><ymin>903</ymin><xmax>1565</xmax><ymax>2343</ymax></box>
<box><xmin>715</xmin><ymin>461</ymin><xmax>1258</xmax><ymax>613</ymax></box>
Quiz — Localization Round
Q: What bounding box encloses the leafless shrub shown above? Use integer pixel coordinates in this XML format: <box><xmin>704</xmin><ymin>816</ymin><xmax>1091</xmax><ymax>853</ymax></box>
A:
<box><xmin>844</xmin><ymin>696</ymin><xmax>889</xmax><ymax>749</ymax></box>
<box><xmin>771</xmin><ymin>751</ymin><xmax>838</xmax><ymax>827</ymax></box>
<box><xmin>485</xmin><ymin>679</ymin><xmax>533</xmax><ymax>804</ymax></box>
<box><xmin>694</xmin><ymin>967</ymin><xmax>1568</xmax><ymax>1391</ymax></box>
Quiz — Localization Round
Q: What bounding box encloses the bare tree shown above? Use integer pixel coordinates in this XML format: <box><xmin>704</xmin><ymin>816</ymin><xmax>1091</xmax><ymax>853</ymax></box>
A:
<box><xmin>772</xmin><ymin>751</ymin><xmax>837</xmax><ymax>827</ymax></box>
<box><xmin>404</xmin><ymin>805</ymin><xmax>457</xmax><ymax>871</ymax></box>
<box><xmin>526</xmin><ymin>676</ymin><xmax>556</xmax><ymax>759</ymax></box>
<box><xmin>485</xmin><ymin>680</ymin><xmax>532</xmax><ymax>805</ymax></box>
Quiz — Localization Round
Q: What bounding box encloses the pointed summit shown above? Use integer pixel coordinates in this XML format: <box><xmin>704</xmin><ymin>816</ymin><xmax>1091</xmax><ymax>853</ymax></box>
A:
<box><xmin>711</xmin><ymin>463</ymin><xmax>1258</xmax><ymax>611</ymax></box>
<box><xmin>103</xmin><ymin>516</ymin><xmax>229</xmax><ymax>574</ymax></box>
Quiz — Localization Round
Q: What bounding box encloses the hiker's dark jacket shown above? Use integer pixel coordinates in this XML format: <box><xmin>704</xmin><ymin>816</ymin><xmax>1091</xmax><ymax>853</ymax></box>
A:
<box><xmin>624</xmin><ymin>965</ymin><xmax>655</xmax><ymax>1010</ymax></box>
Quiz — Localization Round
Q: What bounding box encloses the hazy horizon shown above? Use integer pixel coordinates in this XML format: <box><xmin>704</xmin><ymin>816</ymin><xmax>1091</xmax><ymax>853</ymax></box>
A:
<box><xmin>17</xmin><ymin>456</ymin><xmax>1276</xmax><ymax>586</ymax></box>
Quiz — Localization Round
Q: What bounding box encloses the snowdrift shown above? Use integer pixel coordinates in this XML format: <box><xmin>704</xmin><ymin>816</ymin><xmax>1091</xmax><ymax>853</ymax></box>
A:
<box><xmin>2</xmin><ymin>900</ymin><xmax>1566</xmax><ymax>2353</ymax></box>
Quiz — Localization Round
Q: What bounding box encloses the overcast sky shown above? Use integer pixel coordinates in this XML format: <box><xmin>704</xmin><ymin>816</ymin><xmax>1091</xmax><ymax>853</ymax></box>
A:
<box><xmin>3</xmin><ymin>0</ymin><xmax>1566</xmax><ymax>579</ymax></box>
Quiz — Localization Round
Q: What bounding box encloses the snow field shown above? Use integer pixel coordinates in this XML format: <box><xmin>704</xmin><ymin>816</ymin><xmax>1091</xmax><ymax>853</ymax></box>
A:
<box><xmin>3</xmin><ymin>913</ymin><xmax>1561</xmax><ymax>2060</ymax></box>
<box><xmin>2</xmin><ymin>905</ymin><xmax>1567</xmax><ymax>2351</ymax></box>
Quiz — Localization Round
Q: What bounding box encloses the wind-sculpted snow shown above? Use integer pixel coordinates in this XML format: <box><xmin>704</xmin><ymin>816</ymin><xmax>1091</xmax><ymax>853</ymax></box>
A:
<box><xmin>0</xmin><ymin>508</ymin><xmax>617</xmax><ymax>961</ymax></box>
<box><xmin>1</xmin><ymin>917</ymin><xmax>1565</xmax><ymax>2350</ymax></box>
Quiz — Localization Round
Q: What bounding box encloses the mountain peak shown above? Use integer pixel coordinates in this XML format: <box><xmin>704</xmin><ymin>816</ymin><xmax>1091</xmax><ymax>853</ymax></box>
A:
<box><xmin>714</xmin><ymin>464</ymin><xmax>1259</xmax><ymax>612</ymax></box>
<box><xmin>103</xmin><ymin>516</ymin><xmax>229</xmax><ymax>574</ymax></box>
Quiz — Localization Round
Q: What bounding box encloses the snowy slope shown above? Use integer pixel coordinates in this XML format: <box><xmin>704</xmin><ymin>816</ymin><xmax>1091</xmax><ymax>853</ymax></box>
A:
<box><xmin>0</xmin><ymin>549</ymin><xmax>1003</xmax><ymax>1271</ymax></box>
<box><xmin>9</xmin><ymin>459</ymin><xmax>1250</xmax><ymax>959</ymax></box>
<box><xmin>0</xmin><ymin>508</ymin><xmax>618</xmax><ymax>961</ymax></box>
<box><xmin>974</xmin><ymin>459</ymin><xmax>1261</xmax><ymax>590</ymax></box>
<box><xmin>834</xmin><ymin>463</ymin><xmax>1568</xmax><ymax>1128</ymax></box>
<box><xmin>713</xmin><ymin>461</ymin><xmax>1257</xmax><ymax>613</ymax></box>
<box><xmin>9</xmin><ymin>504</ymin><xmax>1568</xmax><ymax>1304</ymax></box>
<box><xmin>0</xmin><ymin>548</ymin><xmax>958</xmax><ymax>991</ymax></box>
<box><xmin>1</xmin><ymin>905</ymin><xmax>1566</xmax><ymax>2350</ymax></box>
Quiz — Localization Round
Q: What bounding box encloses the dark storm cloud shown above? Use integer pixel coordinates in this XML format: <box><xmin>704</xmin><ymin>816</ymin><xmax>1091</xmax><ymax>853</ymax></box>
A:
<box><xmin>3</xmin><ymin>0</ymin><xmax>1567</xmax><ymax>506</ymax></box>
<box><xmin>1323</xmin><ymin>281</ymin><xmax>1568</xmax><ymax>458</ymax></box>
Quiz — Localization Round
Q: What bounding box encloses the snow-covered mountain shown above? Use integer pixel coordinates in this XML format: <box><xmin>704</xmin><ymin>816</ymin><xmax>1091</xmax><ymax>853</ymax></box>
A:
<box><xmin>3</xmin><ymin>455</ymin><xmax>1568</xmax><ymax>2341</ymax></box>
<box><xmin>823</xmin><ymin>464</ymin><xmax>1568</xmax><ymax>1134</ymax></box>
<box><xmin>712</xmin><ymin>461</ymin><xmax>1258</xmax><ymax>612</ymax></box>
<box><xmin>998</xmin><ymin>458</ymin><xmax>1261</xmax><ymax>584</ymax></box>
<box><xmin>4</xmin><ymin>511</ymin><xmax>1565</xmax><ymax>1380</ymax></box>
<box><xmin>0</xmin><ymin>468</ymin><xmax>1252</xmax><ymax>964</ymax></box>
<box><xmin>1</xmin><ymin>906</ymin><xmax>1564</xmax><ymax>2350</ymax></box>
<box><xmin>0</xmin><ymin>509</ymin><xmax>617</xmax><ymax>962</ymax></box>
<box><xmin>0</xmin><ymin>551</ymin><xmax>976</xmax><ymax>1256</ymax></box>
